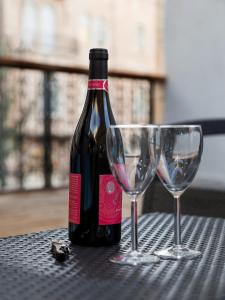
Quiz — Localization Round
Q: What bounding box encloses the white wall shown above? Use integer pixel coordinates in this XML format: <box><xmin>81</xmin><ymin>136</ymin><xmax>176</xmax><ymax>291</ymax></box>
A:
<box><xmin>165</xmin><ymin>0</ymin><xmax>225</xmax><ymax>188</ymax></box>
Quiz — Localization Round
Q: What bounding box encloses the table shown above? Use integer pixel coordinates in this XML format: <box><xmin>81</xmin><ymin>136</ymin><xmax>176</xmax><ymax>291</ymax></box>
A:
<box><xmin>0</xmin><ymin>213</ymin><xmax>225</xmax><ymax>300</ymax></box>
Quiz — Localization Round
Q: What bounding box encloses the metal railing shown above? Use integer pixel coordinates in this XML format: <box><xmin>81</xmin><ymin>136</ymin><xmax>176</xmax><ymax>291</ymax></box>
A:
<box><xmin>0</xmin><ymin>56</ymin><xmax>166</xmax><ymax>191</ymax></box>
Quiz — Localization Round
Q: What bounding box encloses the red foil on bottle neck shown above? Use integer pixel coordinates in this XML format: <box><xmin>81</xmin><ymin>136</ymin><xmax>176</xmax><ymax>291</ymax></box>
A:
<box><xmin>88</xmin><ymin>79</ymin><xmax>108</xmax><ymax>92</ymax></box>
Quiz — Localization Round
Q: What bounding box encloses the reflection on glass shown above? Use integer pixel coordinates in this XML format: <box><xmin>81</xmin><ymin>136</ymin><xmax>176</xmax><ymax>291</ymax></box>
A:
<box><xmin>155</xmin><ymin>125</ymin><xmax>203</xmax><ymax>260</ymax></box>
<box><xmin>107</xmin><ymin>124</ymin><xmax>160</xmax><ymax>265</ymax></box>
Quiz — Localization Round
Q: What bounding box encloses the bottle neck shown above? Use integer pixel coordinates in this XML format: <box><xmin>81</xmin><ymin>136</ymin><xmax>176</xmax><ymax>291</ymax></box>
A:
<box><xmin>89</xmin><ymin>59</ymin><xmax>108</xmax><ymax>79</ymax></box>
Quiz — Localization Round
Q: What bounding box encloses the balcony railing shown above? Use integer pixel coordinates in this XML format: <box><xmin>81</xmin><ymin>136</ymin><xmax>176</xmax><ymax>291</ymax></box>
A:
<box><xmin>0</xmin><ymin>56</ymin><xmax>166</xmax><ymax>192</ymax></box>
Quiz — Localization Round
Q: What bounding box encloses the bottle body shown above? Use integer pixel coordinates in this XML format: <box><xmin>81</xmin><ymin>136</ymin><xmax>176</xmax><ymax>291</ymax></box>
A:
<box><xmin>68</xmin><ymin>49</ymin><xmax>122</xmax><ymax>246</ymax></box>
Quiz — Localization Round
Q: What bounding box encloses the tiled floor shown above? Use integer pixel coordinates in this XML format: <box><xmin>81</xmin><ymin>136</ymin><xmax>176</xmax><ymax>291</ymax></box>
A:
<box><xmin>0</xmin><ymin>189</ymin><xmax>143</xmax><ymax>237</ymax></box>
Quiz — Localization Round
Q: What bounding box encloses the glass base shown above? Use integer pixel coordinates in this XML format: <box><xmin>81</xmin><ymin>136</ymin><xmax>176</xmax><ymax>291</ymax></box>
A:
<box><xmin>109</xmin><ymin>250</ymin><xmax>160</xmax><ymax>266</ymax></box>
<box><xmin>154</xmin><ymin>245</ymin><xmax>201</xmax><ymax>260</ymax></box>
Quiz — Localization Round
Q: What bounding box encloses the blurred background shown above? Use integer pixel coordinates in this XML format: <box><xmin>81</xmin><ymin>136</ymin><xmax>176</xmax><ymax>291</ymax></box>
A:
<box><xmin>0</xmin><ymin>0</ymin><xmax>225</xmax><ymax>236</ymax></box>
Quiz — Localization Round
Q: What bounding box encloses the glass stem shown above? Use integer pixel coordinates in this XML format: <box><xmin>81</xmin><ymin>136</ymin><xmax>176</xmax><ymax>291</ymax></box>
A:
<box><xmin>131</xmin><ymin>196</ymin><xmax>138</xmax><ymax>252</ymax></box>
<box><xmin>174</xmin><ymin>195</ymin><xmax>181</xmax><ymax>246</ymax></box>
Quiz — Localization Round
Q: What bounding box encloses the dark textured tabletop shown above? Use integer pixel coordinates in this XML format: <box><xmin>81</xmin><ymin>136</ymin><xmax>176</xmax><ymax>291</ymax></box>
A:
<box><xmin>0</xmin><ymin>212</ymin><xmax>225</xmax><ymax>300</ymax></box>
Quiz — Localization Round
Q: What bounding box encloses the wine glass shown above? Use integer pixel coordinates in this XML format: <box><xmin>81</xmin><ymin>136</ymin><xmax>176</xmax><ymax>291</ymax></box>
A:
<box><xmin>106</xmin><ymin>124</ymin><xmax>160</xmax><ymax>265</ymax></box>
<box><xmin>155</xmin><ymin>125</ymin><xmax>203</xmax><ymax>260</ymax></box>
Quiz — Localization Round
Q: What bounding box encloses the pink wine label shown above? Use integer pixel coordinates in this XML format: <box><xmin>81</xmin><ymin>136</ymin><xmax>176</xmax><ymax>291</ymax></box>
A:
<box><xmin>99</xmin><ymin>175</ymin><xmax>122</xmax><ymax>225</ymax></box>
<box><xmin>88</xmin><ymin>79</ymin><xmax>108</xmax><ymax>92</ymax></box>
<box><xmin>69</xmin><ymin>173</ymin><xmax>81</xmax><ymax>224</ymax></box>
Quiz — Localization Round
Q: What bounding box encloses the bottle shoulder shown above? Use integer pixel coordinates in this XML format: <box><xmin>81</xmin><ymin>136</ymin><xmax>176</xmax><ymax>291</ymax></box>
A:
<box><xmin>73</xmin><ymin>92</ymin><xmax>115</xmax><ymax>144</ymax></box>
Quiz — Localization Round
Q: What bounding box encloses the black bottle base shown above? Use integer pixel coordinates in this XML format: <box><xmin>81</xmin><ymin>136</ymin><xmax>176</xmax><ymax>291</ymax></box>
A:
<box><xmin>69</xmin><ymin>238</ymin><xmax>120</xmax><ymax>247</ymax></box>
<box><xmin>68</xmin><ymin>223</ymin><xmax>121</xmax><ymax>247</ymax></box>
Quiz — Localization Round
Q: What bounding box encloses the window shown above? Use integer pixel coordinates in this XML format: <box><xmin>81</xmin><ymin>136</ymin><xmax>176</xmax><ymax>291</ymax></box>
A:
<box><xmin>40</xmin><ymin>4</ymin><xmax>56</xmax><ymax>53</ymax></box>
<box><xmin>91</xmin><ymin>17</ymin><xmax>107</xmax><ymax>47</ymax></box>
<box><xmin>79</xmin><ymin>14</ymin><xmax>90</xmax><ymax>44</ymax></box>
<box><xmin>79</xmin><ymin>15</ymin><xmax>108</xmax><ymax>49</ymax></box>
<box><xmin>21</xmin><ymin>1</ymin><xmax>56</xmax><ymax>53</ymax></box>
<box><xmin>21</xmin><ymin>0</ymin><xmax>37</xmax><ymax>49</ymax></box>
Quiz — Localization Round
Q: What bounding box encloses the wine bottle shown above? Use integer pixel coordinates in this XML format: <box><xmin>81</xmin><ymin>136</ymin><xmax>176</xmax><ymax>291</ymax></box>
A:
<box><xmin>68</xmin><ymin>48</ymin><xmax>122</xmax><ymax>246</ymax></box>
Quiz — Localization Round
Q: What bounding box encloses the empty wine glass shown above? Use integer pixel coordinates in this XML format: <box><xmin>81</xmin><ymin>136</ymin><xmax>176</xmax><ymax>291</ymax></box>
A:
<box><xmin>106</xmin><ymin>124</ymin><xmax>160</xmax><ymax>265</ymax></box>
<box><xmin>155</xmin><ymin>125</ymin><xmax>203</xmax><ymax>260</ymax></box>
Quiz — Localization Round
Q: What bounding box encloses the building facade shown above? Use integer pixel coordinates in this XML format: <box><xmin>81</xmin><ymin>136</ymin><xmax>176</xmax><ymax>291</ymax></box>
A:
<box><xmin>1</xmin><ymin>0</ymin><xmax>164</xmax><ymax>73</ymax></box>
<box><xmin>0</xmin><ymin>0</ymin><xmax>165</xmax><ymax>191</ymax></box>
